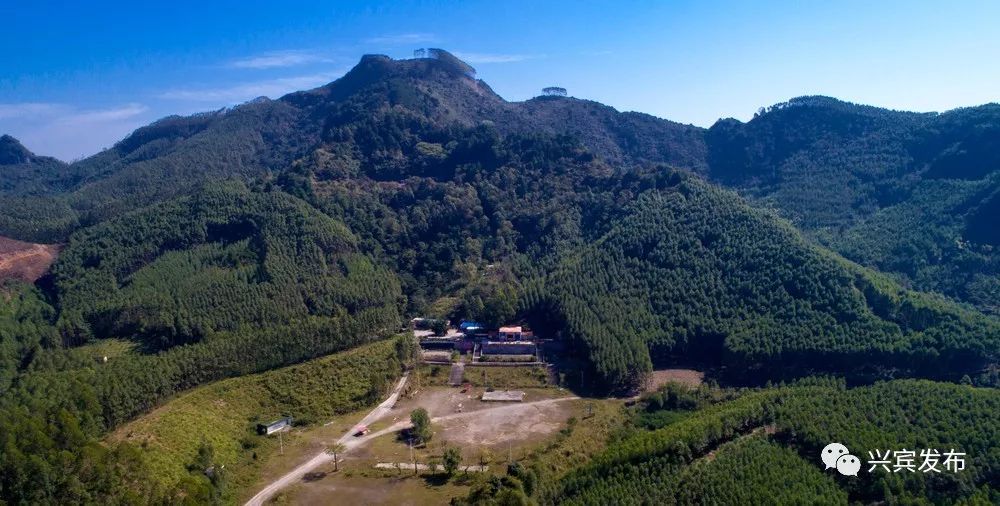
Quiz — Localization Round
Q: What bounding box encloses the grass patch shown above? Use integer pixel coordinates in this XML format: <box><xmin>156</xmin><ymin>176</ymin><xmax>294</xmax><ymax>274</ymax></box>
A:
<box><xmin>427</xmin><ymin>296</ymin><xmax>461</xmax><ymax>319</ymax></box>
<box><xmin>415</xmin><ymin>364</ymin><xmax>550</xmax><ymax>389</ymax></box>
<box><xmin>273</xmin><ymin>472</ymin><xmax>471</xmax><ymax>505</ymax></box>
<box><xmin>107</xmin><ymin>338</ymin><xmax>405</xmax><ymax>499</ymax></box>
<box><xmin>74</xmin><ymin>338</ymin><xmax>138</xmax><ymax>360</ymax></box>
<box><xmin>525</xmin><ymin>399</ymin><xmax>626</xmax><ymax>479</ymax></box>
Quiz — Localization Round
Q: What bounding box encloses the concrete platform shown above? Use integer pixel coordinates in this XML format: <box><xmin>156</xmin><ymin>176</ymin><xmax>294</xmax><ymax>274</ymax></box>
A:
<box><xmin>481</xmin><ymin>390</ymin><xmax>525</xmax><ymax>402</ymax></box>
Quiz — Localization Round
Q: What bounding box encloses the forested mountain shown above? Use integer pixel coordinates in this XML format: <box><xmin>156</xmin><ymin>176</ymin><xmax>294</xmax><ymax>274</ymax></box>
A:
<box><xmin>1</xmin><ymin>49</ymin><xmax>997</xmax><ymax>404</ymax></box>
<box><xmin>3</xmin><ymin>53</ymin><xmax>994</xmax><ymax>315</ymax></box>
<box><xmin>529</xmin><ymin>173</ymin><xmax>998</xmax><ymax>391</ymax></box>
<box><xmin>551</xmin><ymin>379</ymin><xmax>1000</xmax><ymax>505</ymax></box>
<box><xmin>0</xmin><ymin>50</ymin><xmax>998</xmax><ymax>504</ymax></box>
<box><xmin>0</xmin><ymin>51</ymin><xmax>705</xmax><ymax>244</ymax></box>
<box><xmin>0</xmin><ymin>135</ymin><xmax>71</xmax><ymax>195</ymax></box>
<box><xmin>706</xmin><ymin>97</ymin><xmax>1000</xmax><ymax>314</ymax></box>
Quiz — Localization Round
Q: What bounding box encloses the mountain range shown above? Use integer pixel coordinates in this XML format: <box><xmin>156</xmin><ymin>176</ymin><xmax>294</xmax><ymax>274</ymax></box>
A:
<box><xmin>2</xmin><ymin>52</ymin><xmax>995</xmax><ymax>315</ymax></box>
<box><xmin>1</xmin><ymin>49</ymin><xmax>998</xmax><ymax>504</ymax></box>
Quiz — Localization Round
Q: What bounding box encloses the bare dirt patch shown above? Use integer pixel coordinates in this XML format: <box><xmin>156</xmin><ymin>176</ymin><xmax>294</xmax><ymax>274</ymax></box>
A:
<box><xmin>394</xmin><ymin>386</ymin><xmax>566</xmax><ymax>422</ymax></box>
<box><xmin>0</xmin><ymin>236</ymin><xmax>60</xmax><ymax>282</ymax></box>
<box><xmin>645</xmin><ymin>368</ymin><xmax>705</xmax><ymax>392</ymax></box>
<box><xmin>433</xmin><ymin>398</ymin><xmax>574</xmax><ymax>448</ymax></box>
<box><xmin>421</xmin><ymin>350</ymin><xmax>451</xmax><ymax>362</ymax></box>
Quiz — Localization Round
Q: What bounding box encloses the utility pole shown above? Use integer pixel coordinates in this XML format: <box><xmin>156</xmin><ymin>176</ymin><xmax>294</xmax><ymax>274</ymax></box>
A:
<box><xmin>279</xmin><ymin>430</ymin><xmax>284</xmax><ymax>455</ymax></box>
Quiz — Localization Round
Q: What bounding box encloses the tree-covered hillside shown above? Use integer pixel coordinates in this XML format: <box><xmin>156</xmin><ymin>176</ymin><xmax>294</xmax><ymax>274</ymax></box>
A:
<box><xmin>50</xmin><ymin>181</ymin><xmax>401</xmax><ymax>350</ymax></box>
<box><xmin>0</xmin><ymin>51</ymin><xmax>706</xmax><ymax>244</ymax></box>
<box><xmin>530</xmin><ymin>172</ymin><xmax>999</xmax><ymax>391</ymax></box>
<box><xmin>0</xmin><ymin>183</ymin><xmax>404</xmax><ymax>502</ymax></box>
<box><xmin>0</xmin><ymin>135</ymin><xmax>71</xmax><ymax>195</ymax></box>
<box><xmin>707</xmin><ymin>97</ymin><xmax>1000</xmax><ymax>314</ymax></box>
<box><xmin>552</xmin><ymin>379</ymin><xmax>1000</xmax><ymax>505</ymax></box>
<box><xmin>3</xmin><ymin>54</ymin><xmax>996</xmax><ymax>317</ymax></box>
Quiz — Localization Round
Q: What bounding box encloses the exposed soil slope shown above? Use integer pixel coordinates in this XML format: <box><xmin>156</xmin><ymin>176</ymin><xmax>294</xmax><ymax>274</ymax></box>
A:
<box><xmin>0</xmin><ymin>235</ymin><xmax>59</xmax><ymax>282</ymax></box>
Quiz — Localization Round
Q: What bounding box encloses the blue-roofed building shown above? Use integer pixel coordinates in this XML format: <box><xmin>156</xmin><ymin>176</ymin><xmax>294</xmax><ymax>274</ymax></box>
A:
<box><xmin>459</xmin><ymin>321</ymin><xmax>484</xmax><ymax>334</ymax></box>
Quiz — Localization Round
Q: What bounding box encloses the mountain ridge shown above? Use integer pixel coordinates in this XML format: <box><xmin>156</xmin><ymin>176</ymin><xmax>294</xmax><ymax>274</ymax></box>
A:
<box><xmin>0</xmin><ymin>49</ymin><xmax>997</xmax><ymax>315</ymax></box>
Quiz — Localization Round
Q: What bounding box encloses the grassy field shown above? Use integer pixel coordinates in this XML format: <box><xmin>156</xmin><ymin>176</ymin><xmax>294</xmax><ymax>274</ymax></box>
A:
<box><xmin>107</xmin><ymin>338</ymin><xmax>406</xmax><ymax>500</ymax></box>
<box><xmin>75</xmin><ymin>337</ymin><xmax>138</xmax><ymax>359</ymax></box>
<box><xmin>525</xmin><ymin>399</ymin><xmax>627</xmax><ymax>478</ymax></box>
<box><xmin>416</xmin><ymin>363</ymin><xmax>551</xmax><ymax>389</ymax></box>
<box><xmin>273</xmin><ymin>472</ymin><xmax>473</xmax><ymax>505</ymax></box>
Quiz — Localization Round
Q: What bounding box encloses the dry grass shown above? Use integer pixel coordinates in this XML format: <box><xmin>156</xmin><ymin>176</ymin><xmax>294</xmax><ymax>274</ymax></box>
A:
<box><xmin>415</xmin><ymin>363</ymin><xmax>550</xmax><ymax>389</ymax></box>
<box><xmin>106</xmin><ymin>340</ymin><xmax>402</xmax><ymax>500</ymax></box>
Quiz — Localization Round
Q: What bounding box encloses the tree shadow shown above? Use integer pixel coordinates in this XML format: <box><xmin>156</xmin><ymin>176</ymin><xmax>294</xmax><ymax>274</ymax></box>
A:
<box><xmin>422</xmin><ymin>473</ymin><xmax>450</xmax><ymax>486</ymax></box>
<box><xmin>302</xmin><ymin>471</ymin><xmax>327</xmax><ymax>482</ymax></box>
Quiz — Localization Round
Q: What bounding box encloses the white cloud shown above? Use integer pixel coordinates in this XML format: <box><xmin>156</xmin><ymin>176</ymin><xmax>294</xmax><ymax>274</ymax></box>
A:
<box><xmin>158</xmin><ymin>71</ymin><xmax>345</xmax><ymax>103</ymax></box>
<box><xmin>453</xmin><ymin>52</ymin><xmax>543</xmax><ymax>64</ymax></box>
<box><xmin>364</xmin><ymin>33</ymin><xmax>438</xmax><ymax>46</ymax></box>
<box><xmin>228</xmin><ymin>50</ymin><xmax>333</xmax><ymax>69</ymax></box>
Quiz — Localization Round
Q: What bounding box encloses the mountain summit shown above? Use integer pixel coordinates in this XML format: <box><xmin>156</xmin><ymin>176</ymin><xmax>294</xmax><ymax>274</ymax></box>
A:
<box><xmin>0</xmin><ymin>51</ymin><xmax>997</xmax><ymax>314</ymax></box>
<box><xmin>0</xmin><ymin>135</ymin><xmax>35</xmax><ymax>165</ymax></box>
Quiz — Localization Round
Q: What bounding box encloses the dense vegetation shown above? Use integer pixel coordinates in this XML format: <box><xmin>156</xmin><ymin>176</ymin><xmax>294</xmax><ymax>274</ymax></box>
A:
<box><xmin>707</xmin><ymin>97</ymin><xmax>1000</xmax><ymax>314</ymax></box>
<box><xmin>550</xmin><ymin>379</ymin><xmax>1000</xmax><ymax>505</ymax></box>
<box><xmin>51</xmin><ymin>181</ymin><xmax>401</xmax><ymax>351</ymax></box>
<box><xmin>0</xmin><ymin>305</ymin><xmax>400</xmax><ymax>503</ymax></box>
<box><xmin>0</xmin><ymin>183</ymin><xmax>403</xmax><ymax>503</ymax></box>
<box><xmin>0</xmin><ymin>135</ymin><xmax>71</xmax><ymax>195</ymax></box>
<box><xmin>530</xmin><ymin>174</ymin><xmax>999</xmax><ymax>391</ymax></box>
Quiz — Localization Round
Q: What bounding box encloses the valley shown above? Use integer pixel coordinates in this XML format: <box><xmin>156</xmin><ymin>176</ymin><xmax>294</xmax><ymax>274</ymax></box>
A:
<box><xmin>1</xmin><ymin>47</ymin><xmax>998</xmax><ymax>505</ymax></box>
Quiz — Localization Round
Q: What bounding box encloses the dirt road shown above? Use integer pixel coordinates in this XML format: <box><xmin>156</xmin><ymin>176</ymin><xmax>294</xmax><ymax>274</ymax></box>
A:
<box><xmin>244</xmin><ymin>374</ymin><xmax>409</xmax><ymax>506</ymax></box>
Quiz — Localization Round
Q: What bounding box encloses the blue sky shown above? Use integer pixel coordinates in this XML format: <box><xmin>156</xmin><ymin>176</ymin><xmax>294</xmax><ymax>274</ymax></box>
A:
<box><xmin>2</xmin><ymin>0</ymin><xmax>998</xmax><ymax>161</ymax></box>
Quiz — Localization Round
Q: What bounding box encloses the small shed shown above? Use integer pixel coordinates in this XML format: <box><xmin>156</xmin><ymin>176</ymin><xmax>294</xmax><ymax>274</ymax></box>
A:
<box><xmin>257</xmin><ymin>416</ymin><xmax>292</xmax><ymax>435</ymax></box>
